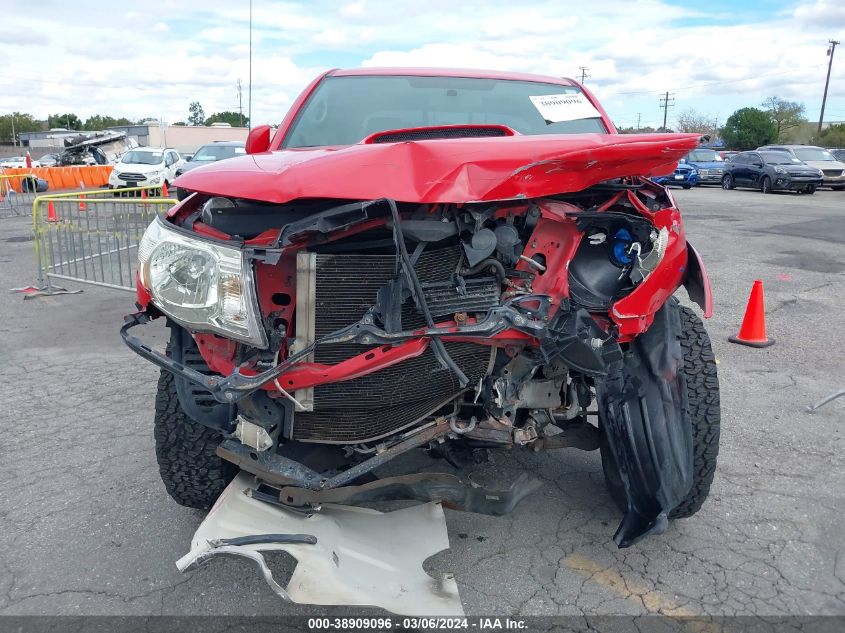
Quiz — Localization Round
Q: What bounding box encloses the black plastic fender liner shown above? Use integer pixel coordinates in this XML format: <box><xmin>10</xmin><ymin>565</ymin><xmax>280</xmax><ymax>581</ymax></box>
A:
<box><xmin>596</xmin><ymin>298</ymin><xmax>693</xmax><ymax>548</ymax></box>
<box><xmin>683</xmin><ymin>242</ymin><xmax>713</xmax><ymax>318</ymax></box>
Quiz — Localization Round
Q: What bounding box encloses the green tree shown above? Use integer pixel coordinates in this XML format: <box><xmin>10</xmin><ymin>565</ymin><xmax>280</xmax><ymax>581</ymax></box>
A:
<box><xmin>761</xmin><ymin>96</ymin><xmax>806</xmax><ymax>141</ymax></box>
<box><xmin>187</xmin><ymin>102</ymin><xmax>205</xmax><ymax>126</ymax></box>
<box><xmin>816</xmin><ymin>123</ymin><xmax>845</xmax><ymax>147</ymax></box>
<box><xmin>720</xmin><ymin>107</ymin><xmax>777</xmax><ymax>150</ymax></box>
<box><xmin>82</xmin><ymin>114</ymin><xmax>133</xmax><ymax>131</ymax></box>
<box><xmin>47</xmin><ymin>113</ymin><xmax>82</xmax><ymax>130</ymax></box>
<box><xmin>0</xmin><ymin>112</ymin><xmax>43</xmax><ymax>143</ymax></box>
<box><xmin>204</xmin><ymin>111</ymin><xmax>248</xmax><ymax>127</ymax></box>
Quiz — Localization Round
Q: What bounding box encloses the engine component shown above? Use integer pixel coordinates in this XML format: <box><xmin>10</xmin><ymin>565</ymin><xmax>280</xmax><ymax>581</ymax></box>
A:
<box><xmin>494</xmin><ymin>224</ymin><xmax>522</xmax><ymax>264</ymax></box>
<box><xmin>462</xmin><ymin>228</ymin><xmax>497</xmax><ymax>266</ymax></box>
<box><xmin>233</xmin><ymin>416</ymin><xmax>274</xmax><ymax>452</ymax></box>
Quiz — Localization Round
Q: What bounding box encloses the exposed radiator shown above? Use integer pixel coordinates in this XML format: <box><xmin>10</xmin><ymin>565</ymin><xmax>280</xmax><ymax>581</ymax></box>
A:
<box><xmin>291</xmin><ymin>246</ymin><xmax>496</xmax><ymax>443</ymax></box>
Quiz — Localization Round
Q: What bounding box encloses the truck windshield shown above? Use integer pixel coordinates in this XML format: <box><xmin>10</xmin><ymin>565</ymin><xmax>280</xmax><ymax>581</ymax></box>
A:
<box><xmin>122</xmin><ymin>151</ymin><xmax>163</xmax><ymax>165</ymax></box>
<box><xmin>284</xmin><ymin>75</ymin><xmax>607</xmax><ymax>148</ymax></box>
<box><xmin>687</xmin><ymin>149</ymin><xmax>722</xmax><ymax>162</ymax></box>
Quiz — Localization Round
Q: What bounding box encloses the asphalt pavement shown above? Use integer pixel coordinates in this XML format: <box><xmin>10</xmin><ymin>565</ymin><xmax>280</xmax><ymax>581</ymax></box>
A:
<box><xmin>0</xmin><ymin>186</ymin><xmax>843</xmax><ymax>616</ymax></box>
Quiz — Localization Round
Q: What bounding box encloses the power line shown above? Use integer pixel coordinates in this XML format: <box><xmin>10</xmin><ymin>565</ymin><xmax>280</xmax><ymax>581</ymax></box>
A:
<box><xmin>659</xmin><ymin>92</ymin><xmax>675</xmax><ymax>130</ymax></box>
<box><xmin>818</xmin><ymin>39</ymin><xmax>839</xmax><ymax>136</ymax></box>
<box><xmin>237</xmin><ymin>78</ymin><xmax>243</xmax><ymax>126</ymax></box>
<box><xmin>579</xmin><ymin>66</ymin><xmax>590</xmax><ymax>84</ymax></box>
<box><xmin>602</xmin><ymin>64</ymin><xmax>828</xmax><ymax>97</ymax></box>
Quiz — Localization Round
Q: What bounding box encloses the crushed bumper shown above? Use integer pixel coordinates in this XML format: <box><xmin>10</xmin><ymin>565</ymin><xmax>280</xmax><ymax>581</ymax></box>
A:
<box><xmin>177</xmin><ymin>472</ymin><xmax>464</xmax><ymax>615</ymax></box>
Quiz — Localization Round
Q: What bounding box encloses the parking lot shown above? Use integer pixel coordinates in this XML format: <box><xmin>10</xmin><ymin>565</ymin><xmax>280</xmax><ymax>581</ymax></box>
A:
<box><xmin>0</xmin><ymin>186</ymin><xmax>843</xmax><ymax>617</ymax></box>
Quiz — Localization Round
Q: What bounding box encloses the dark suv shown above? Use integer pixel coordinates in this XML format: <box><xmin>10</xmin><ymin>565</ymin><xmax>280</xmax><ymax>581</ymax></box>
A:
<box><xmin>721</xmin><ymin>150</ymin><xmax>823</xmax><ymax>194</ymax></box>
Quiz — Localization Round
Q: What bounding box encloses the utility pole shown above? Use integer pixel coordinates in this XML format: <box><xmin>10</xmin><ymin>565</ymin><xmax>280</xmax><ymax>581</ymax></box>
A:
<box><xmin>636</xmin><ymin>113</ymin><xmax>641</xmax><ymax>131</ymax></box>
<box><xmin>10</xmin><ymin>113</ymin><xmax>16</xmax><ymax>147</ymax></box>
<box><xmin>237</xmin><ymin>79</ymin><xmax>243</xmax><ymax>127</ymax></box>
<box><xmin>659</xmin><ymin>91</ymin><xmax>675</xmax><ymax>131</ymax></box>
<box><xmin>818</xmin><ymin>39</ymin><xmax>839</xmax><ymax>137</ymax></box>
<box><xmin>579</xmin><ymin>66</ymin><xmax>590</xmax><ymax>84</ymax></box>
<box><xmin>248</xmin><ymin>0</ymin><xmax>253</xmax><ymax>130</ymax></box>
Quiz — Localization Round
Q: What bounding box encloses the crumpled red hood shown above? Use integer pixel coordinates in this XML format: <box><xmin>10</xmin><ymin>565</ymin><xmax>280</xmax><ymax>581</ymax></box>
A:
<box><xmin>174</xmin><ymin>133</ymin><xmax>703</xmax><ymax>204</ymax></box>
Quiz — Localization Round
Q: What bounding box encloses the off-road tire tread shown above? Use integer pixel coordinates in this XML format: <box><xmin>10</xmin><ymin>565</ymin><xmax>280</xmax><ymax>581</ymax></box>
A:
<box><xmin>669</xmin><ymin>305</ymin><xmax>721</xmax><ymax>518</ymax></box>
<box><xmin>153</xmin><ymin>369</ymin><xmax>235</xmax><ymax>509</ymax></box>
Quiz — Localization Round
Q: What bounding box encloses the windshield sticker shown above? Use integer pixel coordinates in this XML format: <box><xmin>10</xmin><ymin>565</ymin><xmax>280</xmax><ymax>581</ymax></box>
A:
<box><xmin>529</xmin><ymin>93</ymin><xmax>601</xmax><ymax>123</ymax></box>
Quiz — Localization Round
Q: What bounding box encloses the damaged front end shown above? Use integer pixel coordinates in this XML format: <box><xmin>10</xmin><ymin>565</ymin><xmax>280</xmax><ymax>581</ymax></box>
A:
<box><xmin>123</xmin><ymin>130</ymin><xmax>715</xmax><ymax>609</ymax></box>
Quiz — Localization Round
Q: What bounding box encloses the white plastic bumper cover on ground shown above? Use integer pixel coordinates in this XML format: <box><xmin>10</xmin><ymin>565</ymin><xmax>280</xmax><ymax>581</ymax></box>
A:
<box><xmin>176</xmin><ymin>472</ymin><xmax>463</xmax><ymax>615</ymax></box>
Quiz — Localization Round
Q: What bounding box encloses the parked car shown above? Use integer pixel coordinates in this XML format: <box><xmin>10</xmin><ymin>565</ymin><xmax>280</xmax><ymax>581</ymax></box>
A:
<box><xmin>721</xmin><ymin>150</ymin><xmax>823</xmax><ymax>193</ymax></box>
<box><xmin>37</xmin><ymin>153</ymin><xmax>61</xmax><ymax>167</ymax></box>
<box><xmin>757</xmin><ymin>145</ymin><xmax>845</xmax><ymax>190</ymax></box>
<box><xmin>680</xmin><ymin>148</ymin><xmax>726</xmax><ymax>184</ymax></box>
<box><xmin>108</xmin><ymin>147</ymin><xmax>184</xmax><ymax>190</ymax></box>
<box><xmin>653</xmin><ymin>161</ymin><xmax>700</xmax><ymax>188</ymax></box>
<box><xmin>0</xmin><ymin>156</ymin><xmax>40</xmax><ymax>168</ymax></box>
<box><xmin>829</xmin><ymin>148</ymin><xmax>845</xmax><ymax>163</ymax></box>
<box><xmin>126</xmin><ymin>68</ymin><xmax>720</xmax><ymax>611</ymax></box>
<box><xmin>173</xmin><ymin>141</ymin><xmax>245</xmax><ymax>200</ymax></box>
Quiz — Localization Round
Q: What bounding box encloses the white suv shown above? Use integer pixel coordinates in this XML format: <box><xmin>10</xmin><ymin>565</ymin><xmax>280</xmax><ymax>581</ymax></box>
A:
<box><xmin>108</xmin><ymin>147</ymin><xmax>183</xmax><ymax>189</ymax></box>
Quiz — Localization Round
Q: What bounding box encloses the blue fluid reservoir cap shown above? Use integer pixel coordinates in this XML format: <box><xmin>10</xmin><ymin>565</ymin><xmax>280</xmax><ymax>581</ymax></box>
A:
<box><xmin>612</xmin><ymin>228</ymin><xmax>634</xmax><ymax>265</ymax></box>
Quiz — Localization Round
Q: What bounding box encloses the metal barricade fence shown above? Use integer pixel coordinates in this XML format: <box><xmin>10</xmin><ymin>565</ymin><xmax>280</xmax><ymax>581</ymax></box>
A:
<box><xmin>33</xmin><ymin>186</ymin><xmax>177</xmax><ymax>292</ymax></box>
<box><xmin>1</xmin><ymin>173</ymin><xmax>39</xmax><ymax>218</ymax></box>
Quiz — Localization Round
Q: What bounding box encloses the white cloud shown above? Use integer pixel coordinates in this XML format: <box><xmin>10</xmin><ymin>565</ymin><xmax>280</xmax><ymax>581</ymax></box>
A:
<box><xmin>0</xmin><ymin>0</ymin><xmax>842</xmax><ymax>129</ymax></box>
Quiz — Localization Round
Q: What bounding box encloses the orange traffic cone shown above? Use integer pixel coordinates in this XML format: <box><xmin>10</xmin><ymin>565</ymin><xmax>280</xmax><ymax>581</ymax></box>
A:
<box><xmin>141</xmin><ymin>188</ymin><xmax>147</xmax><ymax>200</ymax></box>
<box><xmin>78</xmin><ymin>181</ymin><xmax>86</xmax><ymax>211</ymax></box>
<box><xmin>161</xmin><ymin>182</ymin><xmax>169</xmax><ymax>197</ymax></box>
<box><xmin>47</xmin><ymin>201</ymin><xmax>58</xmax><ymax>222</ymax></box>
<box><xmin>729</xmin><ymin>280</ymin><xmax>774</xmax><ymax>348</ymax></box>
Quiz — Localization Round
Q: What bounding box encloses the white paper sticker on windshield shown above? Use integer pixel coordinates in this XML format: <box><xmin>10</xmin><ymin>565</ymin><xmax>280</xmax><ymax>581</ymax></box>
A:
<box><xmin>529</xmin><ymin>93</ymin><xmax>601</xmax><ymax>123</ymax></box>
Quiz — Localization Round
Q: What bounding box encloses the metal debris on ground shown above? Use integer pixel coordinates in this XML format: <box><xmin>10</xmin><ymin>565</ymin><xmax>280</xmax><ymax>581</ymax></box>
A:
<box><xmin>806</xmin><ymin>389</ymin><xmax>845</xmax><ymax>412</ymax></box>
<box><xmin>10</xmin><ymin>285</ymin><xmax>83</xmax><ymax>299</ymax></box>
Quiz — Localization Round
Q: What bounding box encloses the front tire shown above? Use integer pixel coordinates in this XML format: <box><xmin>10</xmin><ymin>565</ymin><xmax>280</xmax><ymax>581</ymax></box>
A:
<box><xmin>761</xmin><ymin>176</ymin><xmax>773</xmax><ymax>194</ymax></box>
<box><xmin>721</xmin><ymin>174</ymin><xmax>734</xmax><ymax>190</ymax></box>
<box><xmin>600</xmin><ymin>304</ymin><xmax>720</xmax><ymax>520</ymax></box>
<box><xmin>669</xmin><ymin>305</ymin><xmax>721</xmax><ymax>518</ymax></box>
<box><xmin>153</xmin><ymin>369</ymin><xmax>236</xmax><ymax>509</ymax></box>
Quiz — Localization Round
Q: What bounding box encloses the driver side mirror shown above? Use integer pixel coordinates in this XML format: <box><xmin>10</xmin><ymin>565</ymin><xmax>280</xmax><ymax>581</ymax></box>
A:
<box><xmin>245</xmin><ymin>125</ymin><xmax>272</xmax><ymax>154</ymax></box>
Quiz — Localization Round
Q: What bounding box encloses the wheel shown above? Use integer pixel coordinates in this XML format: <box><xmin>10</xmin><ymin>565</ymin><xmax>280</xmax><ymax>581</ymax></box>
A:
<box><xmin>761</xmin><ymin>176</ymin><xmax>772</xmax><ymax>193</ymax></box>
<box><xmin>682</xmin><ymin>183</ymin><xmax>692</xmax><ymax>189</ymax></box>
<box><xmin>832</xmin><ymin>186</ymin><xmax>844</xmax><ymax>191</ymax></box>
<box><xmin>154</xmin><ymin>369</ymin><xmax>236</xmax><ymax>509</ymax></box>
<box><xmin>668</xmin><ymin>305</ymin><xmax>721</xmax><ymax>518</ymax></box>
<box><xmin>600</xmin><ymin>304</ymin><xmax>720</xmax><ymax>520</ymax></box>
<box><xmin>806</xmin><ymin>185</ymin><xmax>817</xmax><ymax>195</ymax></box>
<box><xmin>721</xmin><ymin>174</ymin><xmax>734</xmax><ymax>190</ymax></box>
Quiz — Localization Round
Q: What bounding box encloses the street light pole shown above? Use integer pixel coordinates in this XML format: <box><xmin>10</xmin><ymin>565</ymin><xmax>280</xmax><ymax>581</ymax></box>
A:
<box><xmin>248</xmin><ymin>0</ymin><xmax>253</xmax><ymax>130</ymax></box>
<box><xmin>818</xmin><ymin>39</ymin><xmax>839</xmax><ymax>137</ymax></box>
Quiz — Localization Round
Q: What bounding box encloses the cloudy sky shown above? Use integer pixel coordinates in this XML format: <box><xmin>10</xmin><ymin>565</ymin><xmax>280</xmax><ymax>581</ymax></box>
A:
<box><xmin>1</xmin><ymin>0</ymin><xmax>843</xmax><ymax>129</ymax></box>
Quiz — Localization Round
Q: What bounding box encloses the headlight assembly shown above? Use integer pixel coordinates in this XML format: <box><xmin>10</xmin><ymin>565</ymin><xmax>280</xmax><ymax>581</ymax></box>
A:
<box><xmin>138</xmin><ymin>216</ymin><xmax>267</xmax><ymax>348</ymax></box>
